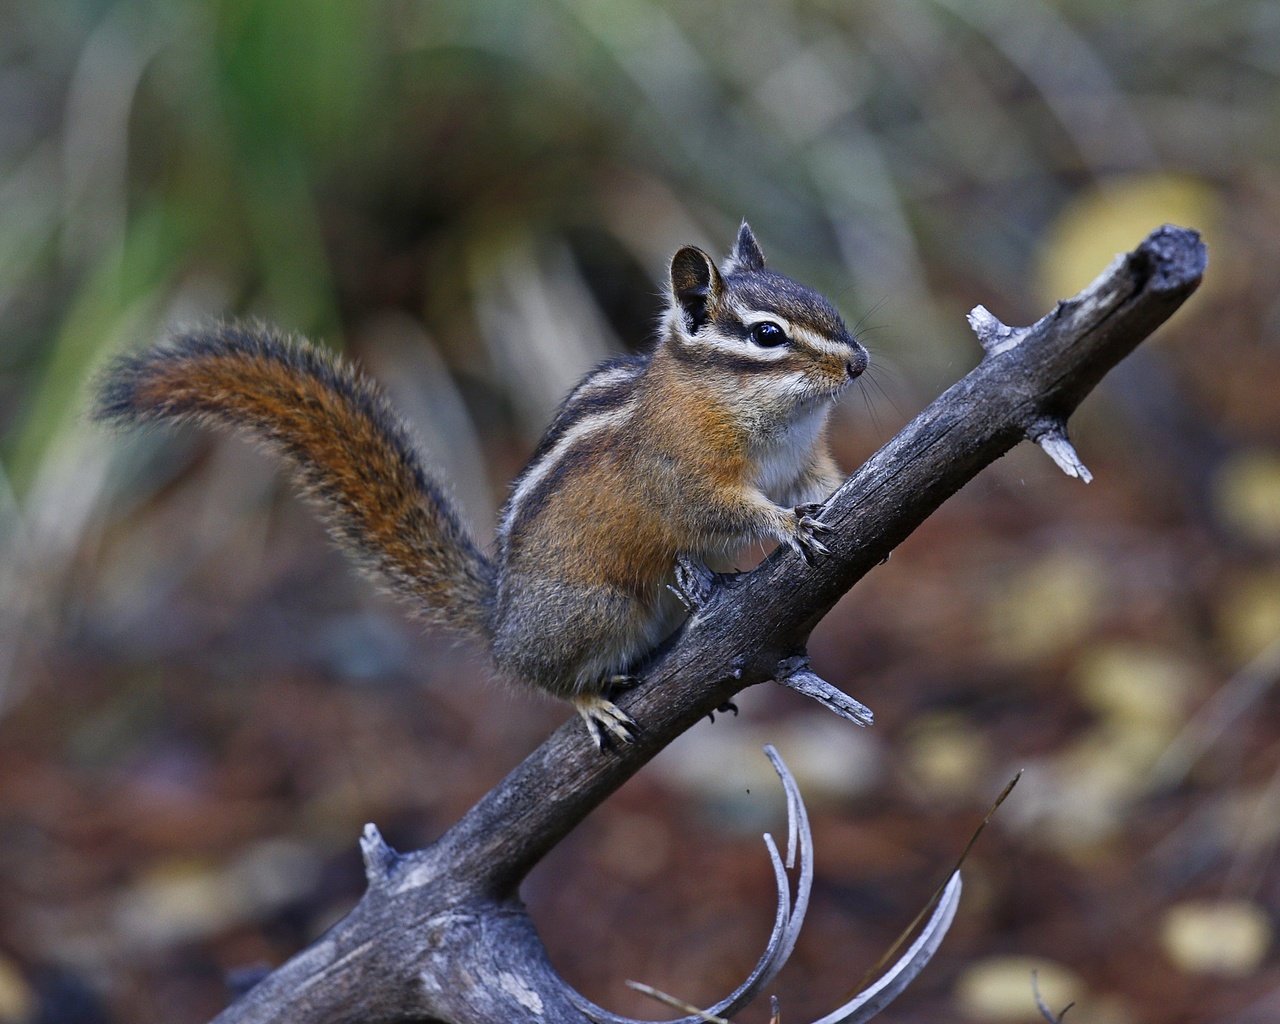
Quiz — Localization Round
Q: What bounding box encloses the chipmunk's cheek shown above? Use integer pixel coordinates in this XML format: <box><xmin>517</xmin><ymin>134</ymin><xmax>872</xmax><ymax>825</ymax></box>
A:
<box><xmin>818</xmin><ymin>355</ymin><xmax>847</xmax><ymax>388</ymax></box>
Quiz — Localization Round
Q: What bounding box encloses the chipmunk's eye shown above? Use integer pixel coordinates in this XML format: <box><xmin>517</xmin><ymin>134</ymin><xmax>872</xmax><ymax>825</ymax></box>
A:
<box><xmin>749</xmin><ymin>321</ymin><xmax>787</xmax><ymax>347</ymax></box>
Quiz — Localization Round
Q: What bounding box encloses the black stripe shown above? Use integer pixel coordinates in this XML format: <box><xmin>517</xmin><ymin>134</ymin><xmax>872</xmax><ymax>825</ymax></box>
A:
<box><xmin>521</xmin><ymin>355</ymin><xmax>647</xmax><ymax>468</ymax></box>
<box><xmin>668</xmin><ymin>338</ymin><xmax>791</xmax><ymax>375</ymax></box>
<box><xmin>502</xmin><ymin>432</ymin><xmax>615</xmax><ymax>547</ymax></box>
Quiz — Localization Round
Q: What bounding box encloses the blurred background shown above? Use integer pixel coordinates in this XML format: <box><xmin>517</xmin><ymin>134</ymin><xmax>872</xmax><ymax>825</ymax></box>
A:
<box><xmin>1</xmin><ymin>0</ymin><xmax>1278</xmax><ymax>1021</ymax></box>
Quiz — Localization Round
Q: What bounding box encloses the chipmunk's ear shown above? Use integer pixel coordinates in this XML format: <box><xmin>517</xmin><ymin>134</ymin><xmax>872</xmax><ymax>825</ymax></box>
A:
<box><xmin>670</xmin><ymin>245</ymin><xmax>725</xmax><ymax>333</ymax></box>
<box><xmin>723</xmin><ymin>221</ymin><xmax>766</xmax><ymax>274</ymax></box>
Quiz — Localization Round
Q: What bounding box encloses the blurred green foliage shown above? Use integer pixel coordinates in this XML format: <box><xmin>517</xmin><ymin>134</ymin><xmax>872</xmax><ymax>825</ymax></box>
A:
<box><xmin>5</xmin><ymin>0</ymin><xmax>1271</xmax><ymax>492</ymax></box>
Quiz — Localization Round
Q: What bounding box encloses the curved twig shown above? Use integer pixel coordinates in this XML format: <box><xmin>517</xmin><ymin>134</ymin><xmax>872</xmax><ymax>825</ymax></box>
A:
<box><xmin>570</xmin><ymin>745</ymin><xmax>814</xmax><ymax>1024</ymax></box>
<box><xmin>577</xmin><ymin>767</ymin><xmax>962</xmax><ymax>1024</ymax></box>
<box><xmin>810</xmin><ymin>873</ymin><xmax>963</xmax><ymax>1024</ymax></box>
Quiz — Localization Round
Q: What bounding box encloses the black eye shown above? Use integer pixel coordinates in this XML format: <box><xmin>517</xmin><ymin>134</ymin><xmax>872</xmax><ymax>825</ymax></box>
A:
<box><xmin>749</xmin><ymin>321</ymin><xmax>787</xmax><ymax>347</ymax></box>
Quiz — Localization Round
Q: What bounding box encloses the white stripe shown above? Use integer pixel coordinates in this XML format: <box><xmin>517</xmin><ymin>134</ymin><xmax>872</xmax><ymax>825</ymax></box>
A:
<box><xmin>736</xmin><ymin>307</ymin><xmax>794</xmax><ymax>333</ymax></box>
<box><xmin>569</xmin><ymin>363</ymin><xmax>641</xmax><ymax>402</ymax></box>
<box><xmin>791</xmin><ymin>326</ymin><xmax>853</xmax><ymax>357</ymax></box>
<box><xmin>685</xmin><ymin>327</ymin><xmax>792</xmax><ymax>360</ymax></box>
<box><xmin>499</xmin><ymin>398</ymin><xmax>640</xmax><ymax>537</ymax></box>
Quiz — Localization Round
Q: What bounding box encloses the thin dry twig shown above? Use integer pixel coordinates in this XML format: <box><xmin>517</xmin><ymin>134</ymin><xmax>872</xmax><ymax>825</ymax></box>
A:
<box><xmin>857</xmin><ymin>771</ymin><xmax>1022</xmax><ymax>990</ymax></box>
<box><xmin>624</xmin><ymin>984</ymin><xmax>730</xmax><ymax>1024</ymax></box>
<box><xmin>1032</xmin><ymin>970</ymin><xmax>1075</xmax><ymax>1024</ymax></box>
<box><xmin>574</xmin><ymin>745</ymin><xmax>814</xmax><ymax>1024</ymax></box>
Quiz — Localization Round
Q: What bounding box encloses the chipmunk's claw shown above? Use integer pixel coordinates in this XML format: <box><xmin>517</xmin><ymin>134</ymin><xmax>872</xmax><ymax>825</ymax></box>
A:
<box><xmin>795</xmin><ymin>502</ymin><xmax>834</xmax><ymax>533</ymax></box>
<box><xmin>574</xmin><ymin>695</ymin><xmax>638</xmax><ymax>750</ymax></box>
<box><xmin>791</xmin><ymin>503</ymin><xmax>834</xmax><ymax>566</ymax></box>
<box><xmin>706</xmin><ymin>700</ymin><xmax>739</xmax><ymax>723</ymax></box>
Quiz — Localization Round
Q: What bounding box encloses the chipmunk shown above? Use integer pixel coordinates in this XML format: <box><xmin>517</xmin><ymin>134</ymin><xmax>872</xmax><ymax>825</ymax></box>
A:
<box><xmin>94</xmin><ymin>223</ymin><xmax>867</xmax><ymax>748</ymax></box>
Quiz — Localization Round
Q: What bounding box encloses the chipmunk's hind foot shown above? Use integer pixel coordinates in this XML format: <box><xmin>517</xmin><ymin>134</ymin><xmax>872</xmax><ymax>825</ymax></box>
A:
<box><xmin>573</xmin><ymin>694</ymin><xmax>638</xmax><ymax>750</ymax></box>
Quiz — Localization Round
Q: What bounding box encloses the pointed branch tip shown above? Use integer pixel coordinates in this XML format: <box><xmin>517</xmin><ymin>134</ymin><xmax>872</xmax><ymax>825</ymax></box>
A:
<box><xmin>776</xmin><ymin>658</ymin><xmax>874</xmax><ymax>727</ymax></box>
<box><xmin>359</xmin><ymin>823</ymin><xmax>398</xmax><ymax>885</ymax></box>
<box><xmin>1036</xmin><ymin>430</ymin><xmax>1093</xmax><ymax>484</ymax></box>
<box><xmin>967</xmin><ymin>305</ymin><xmax>1028</xmax><ymax>356</ymax></box>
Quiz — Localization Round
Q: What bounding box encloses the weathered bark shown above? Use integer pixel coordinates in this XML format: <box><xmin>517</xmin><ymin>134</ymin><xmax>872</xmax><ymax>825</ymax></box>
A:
<box><xmin>211</xmin><ymin>226</ymin><xmax>1206</xmax><ymax>1024</ymax></box>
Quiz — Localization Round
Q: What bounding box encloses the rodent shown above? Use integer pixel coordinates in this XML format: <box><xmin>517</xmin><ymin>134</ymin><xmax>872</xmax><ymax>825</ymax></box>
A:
<box><xmin>93</xmin><ymin>223</ymin><xmax>867</xmax><ymax>748</ymax></box>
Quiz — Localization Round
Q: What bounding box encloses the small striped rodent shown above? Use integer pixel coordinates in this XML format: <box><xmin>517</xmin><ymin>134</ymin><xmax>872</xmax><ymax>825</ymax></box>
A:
<box><xmin>95</xmin><ymin>223</ymin><xmax>867</xmax><ymax>748</ymax></box>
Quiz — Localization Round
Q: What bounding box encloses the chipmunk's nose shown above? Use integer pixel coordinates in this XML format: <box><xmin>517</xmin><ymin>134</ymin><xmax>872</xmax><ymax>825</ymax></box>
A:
<box><xmin>846</xmin><ymin>345</ymin><xmax>868</xmax><ymax>379</ymax></box>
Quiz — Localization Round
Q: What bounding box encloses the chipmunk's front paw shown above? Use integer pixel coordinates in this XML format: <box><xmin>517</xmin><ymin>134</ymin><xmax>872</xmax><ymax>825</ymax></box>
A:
<box><xmin>573</xmin><ymin>694</ymin><xmax>638</xmax><ymax>750</ymax></box>
<box><xmin>668</xmin><ymin>554</ymin><xmax>716</xmax><ymax>611</ymax></box>
<box><xmin>788</xmin><ymin>503</ymin><xmax>833</xmax><ymax>566</ymax></box>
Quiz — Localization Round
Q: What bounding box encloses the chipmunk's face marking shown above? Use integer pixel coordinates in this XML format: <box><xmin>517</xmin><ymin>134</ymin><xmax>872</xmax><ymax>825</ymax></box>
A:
<box><xmin>665</xmin><ymin>222</ymin><xmax>868</xmax><ymax>407</ymax></box>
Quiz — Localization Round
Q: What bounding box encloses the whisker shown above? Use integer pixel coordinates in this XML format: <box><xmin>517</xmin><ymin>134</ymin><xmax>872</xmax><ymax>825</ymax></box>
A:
<box><xmin>858</xmin><ymin>380</ymin><xmax>886</xmax><ymax>439</ymax></box>
<box><xmin>851</xmin><ymin>296</ymin><xmax>890</xmax><ymax>338</ymax></box>
<box><xmin>864</xmin><ymin>352</ymin><xmax>905</xmax><ymax>384</ymax></box>
<box><xmin>863</xmin><ymin>367</ymin><xmax>905</xmax><ymax>420</ymax></box>
<box><xmin>852</xmin><ymin>324</ymin><xmax>891</xmax><ymax>339</ymax></box>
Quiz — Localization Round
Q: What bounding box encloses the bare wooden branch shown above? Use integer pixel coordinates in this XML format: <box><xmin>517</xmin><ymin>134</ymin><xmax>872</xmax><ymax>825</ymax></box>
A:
<box><xmin>210</xmin><ymin>226</ymin><xmax>1206</xmax><ymax>1024</ymax></box>
<box><xmin>358</xmin><ymin>824</ymin><xmax>398</xmax><ymax>886</ymax></box>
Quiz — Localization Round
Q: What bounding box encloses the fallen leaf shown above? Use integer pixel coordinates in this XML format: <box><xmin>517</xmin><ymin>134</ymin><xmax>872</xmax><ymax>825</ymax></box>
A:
<box><xmin>1161</xmin><ymin>899</ymin><xmax>1271</xmax><ymax>977</ymax></box>
<box><xmin>956</xmin><ymin>956</ymin><xmax>1084</xmax><ymax>1023</ymax></box>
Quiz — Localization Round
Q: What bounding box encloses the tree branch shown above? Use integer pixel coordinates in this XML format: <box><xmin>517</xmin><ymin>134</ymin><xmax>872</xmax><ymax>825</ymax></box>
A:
<box><xmin>210</xmin><ymin>226</ymin><xmax>1206</xmax><ymax>1024</ymax></box>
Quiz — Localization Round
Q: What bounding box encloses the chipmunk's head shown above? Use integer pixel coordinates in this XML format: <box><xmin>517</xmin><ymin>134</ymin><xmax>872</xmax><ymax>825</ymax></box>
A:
<box><xmin>662</xmin><ymin>223</ymin><xmax>867</xmax><ymax>416</ymax></box>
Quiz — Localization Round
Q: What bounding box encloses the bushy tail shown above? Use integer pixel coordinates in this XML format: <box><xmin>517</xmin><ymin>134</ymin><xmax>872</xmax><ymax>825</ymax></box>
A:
<box><xmin>94</xmin><ymin>323</ymin><xmax>496</xmax><ymax>639</ymax></box>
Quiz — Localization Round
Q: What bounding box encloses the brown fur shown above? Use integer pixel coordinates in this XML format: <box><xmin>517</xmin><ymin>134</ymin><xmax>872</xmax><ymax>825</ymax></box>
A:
<box><xmin>94</xmin><ymin>325</ymin><xmax>494</xmax><ymax>637</ymax></box>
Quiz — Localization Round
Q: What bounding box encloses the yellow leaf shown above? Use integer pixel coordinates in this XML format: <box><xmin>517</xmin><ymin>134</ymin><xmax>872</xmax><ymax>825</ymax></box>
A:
<box><xmin>955</xmin><ymin>956</ymin><xmax>1084</xmax><ymax>1022</ymax></box>
<box><xmin>986</xmin><ymin>553</ymin><xmax>1105</xmax><ymax>662</ymax></box>
<box><xmin>1162</xmin><ymin>899</ymin><xmax>1271</xmax><ymax>977</ymax></box>
<box><xmin>0</xmin><ymin>955</ymin><xmax>33</xmax><ymax>1023</ymax></box>
<box><xmin>1075</xmin><ymin>643</ymin><xmax>1197</xmax><ymax>729</ymax></box>
<box><xmin>902</xmin><ymin>712</ymin><xmax>991</xmax><ymax>800</ymax></box>
<box><xmin>1215</xmin><ymin>449</ymin><xmax>1280</xmax><ymax>546</ymax></box>
<box><xmin>1218</xmin><ymin>572</ymin><xmax>1280</xmax><ymax>662</ymax></box>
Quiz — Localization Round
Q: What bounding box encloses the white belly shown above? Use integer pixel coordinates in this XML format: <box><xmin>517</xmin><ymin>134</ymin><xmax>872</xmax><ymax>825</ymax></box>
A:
<box><xmin>753</xmin><ymin>405</ymin><xmax>828</xmax><ymax>500</ymax></box>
